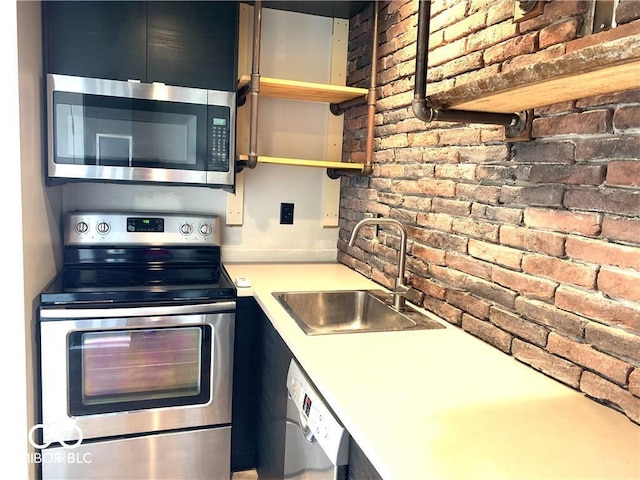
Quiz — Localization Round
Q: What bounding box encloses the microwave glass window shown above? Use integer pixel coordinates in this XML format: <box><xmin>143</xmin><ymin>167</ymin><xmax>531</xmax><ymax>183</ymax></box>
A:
<box><xmin>55</xmin><ymin>102</ymin><xmax>195</xmax><ymax>166</ymax></box>
<box><xmin>52</xmin><ymin>92</ymin><xmax>207</xmax><ymax>170</ymax></box>
<box><xmin>68</xmin><ymin>326</ymin><xmax>212</xmax><ymax>415</ymax></box>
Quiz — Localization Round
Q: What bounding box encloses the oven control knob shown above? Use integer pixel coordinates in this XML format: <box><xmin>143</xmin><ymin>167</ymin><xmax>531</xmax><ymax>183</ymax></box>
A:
<box><xmin>199</xmin><ymin>223</ymin><xmax>213</xmax><ymax>236</ymax></box>
<box><xmin>180</xmin><ymin>223</ymin><xmax>193</xmax><ymax>235</ymax></box>
<box><xmin>75</xmin><ymin>221</ymin><xmax>89</xmax><ymax>234</ymax></box>
<box><xmin>96</xmin><ymin>222</ymin><xmax>110</xmax><ymax>235</ymax></box>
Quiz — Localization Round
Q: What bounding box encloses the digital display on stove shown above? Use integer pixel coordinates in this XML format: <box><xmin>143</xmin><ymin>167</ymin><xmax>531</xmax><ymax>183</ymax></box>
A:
<box><xmin>127</xmin><ymin>217</ymin><xmax>164</xmax><ymax>233</ymax></box>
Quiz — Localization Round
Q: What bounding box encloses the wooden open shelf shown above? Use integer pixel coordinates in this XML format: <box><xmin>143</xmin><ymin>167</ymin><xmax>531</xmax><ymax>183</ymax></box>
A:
<box><xmin>237</xmin><ymin>75</ymin><xmax>368</xmax><ymax>171</ymax></box>
<box><xmin>428</xmin><ymin>33</ymin><xmax>640</xmax><ymax>114</ymax></box>
<box><xmin>237</xmin><ymin>154</ymin><xmax>366</xmax><ymax>171</ymax></box>
<box><xmin>238</xmin><ymin>75</ymin><xmax>367</xmax><ymax>104</ymax></box>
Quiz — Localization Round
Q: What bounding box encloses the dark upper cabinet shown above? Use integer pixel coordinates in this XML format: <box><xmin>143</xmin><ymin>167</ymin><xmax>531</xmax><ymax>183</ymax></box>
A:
<box><xmin>146</xmin><ymin>2</ymin><xmax>238</xmax><ymax>91</ymax></box>
<box><xmin>43</xmin><ymin>1</ymin><xmax>147</xmax><ymax>82</ymax></box>
<box><xmin>43</xmin><ymin>1</ymin><xmax>239</xmax><ymax>92</ymax></box>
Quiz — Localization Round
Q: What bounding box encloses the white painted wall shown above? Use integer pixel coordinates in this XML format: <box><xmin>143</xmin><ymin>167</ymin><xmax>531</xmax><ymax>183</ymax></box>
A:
<box><xmin>0</xmin><ymin>0</ymin><xmax>28</xmax><ymax>475</ymax></box>
<box><xmin>63</xmin><ymin>7</ymin><xmax>343</xmax><ymax>263</ymax></box>
<box><xmin>18</xmin><ymin>5</ymin><xmax>64</xmax><ymax>478</ymax></box>
<box><xmin>3</xmin><ymin>1</ymin><xmax>63</xmax><ymax>478</ymax></box>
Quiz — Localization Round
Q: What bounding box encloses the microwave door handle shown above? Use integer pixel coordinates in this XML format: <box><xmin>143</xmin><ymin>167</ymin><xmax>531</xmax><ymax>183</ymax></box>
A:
<box><xmin>129</xmin><ymin>138</ymin><xmax>133</xmax><ymax>167</ymax></box>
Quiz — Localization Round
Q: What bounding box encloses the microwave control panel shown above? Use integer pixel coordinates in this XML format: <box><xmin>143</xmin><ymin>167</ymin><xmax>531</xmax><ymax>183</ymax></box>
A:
<box><xmin>208</xmin><ymin>105</ymin><xmax>230</xmax><ymax>171</ymax></box>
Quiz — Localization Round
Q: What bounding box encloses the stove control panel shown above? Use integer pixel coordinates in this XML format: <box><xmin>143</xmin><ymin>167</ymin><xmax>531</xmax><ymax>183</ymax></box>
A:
<box><xmin>127</xmin><ymin>217</ymin><xmax>164</xmax><ymax>233</ymax></box>
<box><xmin>64</xmin><ymin>211</ymin><xmax>221</xmax><ymax>246</ymax></box>
<box><xmin>286</xmin><ymin>360</ymin><xmax>349</xmax><ymax>465</ymax></box>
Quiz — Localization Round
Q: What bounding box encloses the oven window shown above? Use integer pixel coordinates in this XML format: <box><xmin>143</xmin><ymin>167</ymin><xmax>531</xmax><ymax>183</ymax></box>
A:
<box><xmin>68</xmin><ymin>326</ymin><xmax>212</xmax><ymax>415</ymax></box>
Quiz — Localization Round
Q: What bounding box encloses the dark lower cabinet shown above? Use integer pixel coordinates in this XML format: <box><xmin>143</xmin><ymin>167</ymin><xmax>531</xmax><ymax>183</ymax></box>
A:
<box><xmin>255</xmin><ymin>304</ymin><xmax>293</xmax><ymax>480</ymax></box>
<box><xmin>232</xmin><ymin>296</ymin><xmax>294</xmax><ymax>477</ymax></box>
<box><xmin>233</xmin><ymin>297</ymin><xmax>383</xmax><ymax>479</ymax></box>
<box><xmin>43</xmin><ymin>1</ymin><xmax>238</xmax><ymax>91</ymax></box>
<box><xmin>232</xmin><ymin>297</ymin><xmax>263</xmax><ymax>472</ymax></box>
<box><xmin>348</xmin><ymin>438</ymin><xmax>384</xmax><ymax>480</ymax></box>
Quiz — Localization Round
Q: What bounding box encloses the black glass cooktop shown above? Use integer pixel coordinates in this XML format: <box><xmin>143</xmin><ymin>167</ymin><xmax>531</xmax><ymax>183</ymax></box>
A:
<box><xmin>40</xmin><ymin>246</ymin><xmax>236</xmax><ymax>306</ymax></box>
<box><xmin>40</xmin><ymin>265</ymin><xmax>236</xmax><ymax>305</ymax></box>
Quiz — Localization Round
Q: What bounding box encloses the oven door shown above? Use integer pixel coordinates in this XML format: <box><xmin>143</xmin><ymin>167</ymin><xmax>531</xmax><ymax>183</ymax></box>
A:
<box><xmin>38</xmin><ymin>301</ymin><xmax>234</xmax><ymax>445</ymax></box>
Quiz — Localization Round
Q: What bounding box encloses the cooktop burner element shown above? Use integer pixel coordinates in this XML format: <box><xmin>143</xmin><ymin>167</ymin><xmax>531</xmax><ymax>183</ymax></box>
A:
<box><xmin>40</xmin><ymin>211</ymin><xmax>236</xmax><ymax>306</ymax></box>
<box><xmin>66</xmin><ymin>270</ymin><xmax>150</xmax><ymax>288</ymax></box>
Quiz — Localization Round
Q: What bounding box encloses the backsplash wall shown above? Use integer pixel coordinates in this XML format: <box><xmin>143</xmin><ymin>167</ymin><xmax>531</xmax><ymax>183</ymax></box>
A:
<box><xmin>338</xmin><ymin>0</ymin><xmax>640</xmax><ymax>423</ymax></box>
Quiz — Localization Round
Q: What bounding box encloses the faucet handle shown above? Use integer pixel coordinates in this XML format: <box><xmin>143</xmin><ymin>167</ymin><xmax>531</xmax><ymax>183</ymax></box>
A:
<box><xmin>394</xmin><ymin>277</ymin><xmax>407</xmax><ymax>290</ymax></box>
<box><xmin>393</xmin><ymin>284</ymin><xmax>423</xmax><ymax>305</ymax></box>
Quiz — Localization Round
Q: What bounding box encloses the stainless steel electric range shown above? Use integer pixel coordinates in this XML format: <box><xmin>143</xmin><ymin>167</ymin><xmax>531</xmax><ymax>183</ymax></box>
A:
<box><xmin>36</xmin><ymin>211</ymin><xmax>236</xmax><ymax>480</ymax></box>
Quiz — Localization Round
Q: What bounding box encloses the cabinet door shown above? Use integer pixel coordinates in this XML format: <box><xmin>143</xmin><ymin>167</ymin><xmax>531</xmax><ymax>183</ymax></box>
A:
<box><xmin>256</xmin><ymin>309</ymin><xmax>293</xmax><ymax>479</ymax></box>
<box><xmin>146</xmin><ymin>1</ymin><xmax>239</xmax><ymax>91</ymax></box>
<box><xmin>232</xmin><ymin>297</ymin><xmax>294</xmax><ymax>476</ymax></box>
<box><xmin>232</xmin><ymin>297</ymin><xmax>263</xmax><ymax>472</ymax></box>
<box><xmin>43</xmin><ymin>1</ymin><xmax>147</xmax><ymax>82</ymax></box>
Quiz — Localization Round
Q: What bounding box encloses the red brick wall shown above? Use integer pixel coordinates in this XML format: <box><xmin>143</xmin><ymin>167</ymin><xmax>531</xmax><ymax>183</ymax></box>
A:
<box><xmin>338</xmin><ymin>0</ymin><xmax>640</xmax><ymax>423</ymax></box>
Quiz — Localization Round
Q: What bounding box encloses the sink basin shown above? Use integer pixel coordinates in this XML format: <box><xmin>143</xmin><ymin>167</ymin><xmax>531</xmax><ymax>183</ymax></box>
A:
<box><xmin>273</xmin><ymin>290</ymin><xmax>445</xmax><ymax>335</ymax></box>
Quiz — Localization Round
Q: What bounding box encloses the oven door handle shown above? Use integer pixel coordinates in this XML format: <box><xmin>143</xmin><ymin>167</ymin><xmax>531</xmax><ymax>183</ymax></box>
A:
<box><xmin>39</xmin><ymin>301</ymin><xmax>236</xmax><ymax>319</ymax></box>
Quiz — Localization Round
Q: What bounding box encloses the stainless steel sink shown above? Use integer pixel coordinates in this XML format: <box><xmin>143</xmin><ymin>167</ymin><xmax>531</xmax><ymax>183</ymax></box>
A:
<box><xmin>273</xmin><ymin>290</ymin><xmax>445</xmax><ymax>335</ymax></box>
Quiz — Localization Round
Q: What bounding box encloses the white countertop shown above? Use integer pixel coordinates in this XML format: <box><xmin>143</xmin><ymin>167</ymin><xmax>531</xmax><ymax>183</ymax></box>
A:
<box><xmin>226</xmin><ymin>262</ymin><xmax>640</xmax><ymax>480</ymax></box>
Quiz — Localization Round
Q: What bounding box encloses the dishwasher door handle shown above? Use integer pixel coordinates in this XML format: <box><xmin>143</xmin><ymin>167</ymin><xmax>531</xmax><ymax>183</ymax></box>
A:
<box><xmin>298</xmin><ymin>411</ymin><xmax>316</xmax><ymax>444</ymax></box>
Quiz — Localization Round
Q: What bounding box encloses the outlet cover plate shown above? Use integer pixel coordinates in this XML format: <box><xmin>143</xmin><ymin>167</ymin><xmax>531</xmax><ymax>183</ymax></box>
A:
<box><xmin>280</xmin><ymin>203</ymin><xmax>294</xmax><ymax>225</ymax></box>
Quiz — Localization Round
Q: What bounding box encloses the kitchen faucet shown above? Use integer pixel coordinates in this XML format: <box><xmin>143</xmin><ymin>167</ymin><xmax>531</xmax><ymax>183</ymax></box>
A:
<box><xmin>348</xmin><ymin>217</ymin><xmax>418</xmax><ymax>311</ymax></box>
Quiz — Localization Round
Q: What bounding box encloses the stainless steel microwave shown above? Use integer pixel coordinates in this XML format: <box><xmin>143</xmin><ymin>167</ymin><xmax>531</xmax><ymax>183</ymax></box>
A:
<box><xmin>46</xmin><ymin>74</ymin><xmax>236</xmax><ymax>189</ymax></box>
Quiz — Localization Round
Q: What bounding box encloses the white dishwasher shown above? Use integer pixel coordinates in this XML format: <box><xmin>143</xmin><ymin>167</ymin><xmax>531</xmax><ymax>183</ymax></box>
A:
<box><xmin>285</xmin><ymin>359</ymin><xmax>349</xmax><ymax>480</ymax></box>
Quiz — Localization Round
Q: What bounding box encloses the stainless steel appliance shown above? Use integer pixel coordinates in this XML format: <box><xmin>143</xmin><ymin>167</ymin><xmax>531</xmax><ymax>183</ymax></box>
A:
<box><xmin>47</xmin><ymin>74</ymin><xmax>236</xmax><ymax>189</ymax></box>
<box><xmin>36</xmin><ymin>211</ymin><xmax>237</xmax><ymax>480</ymax></box>
<box><xmin>285</xmin><ymin>359</ymin><xmax>349</xmax><ymax>480</ymax></box>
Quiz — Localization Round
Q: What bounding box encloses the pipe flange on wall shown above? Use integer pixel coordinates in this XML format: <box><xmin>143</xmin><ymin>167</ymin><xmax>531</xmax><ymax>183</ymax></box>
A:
<box><xmin>504</xmin><ymin>110</ymin><xmax>530</xmax><ymax>139</ymax></box>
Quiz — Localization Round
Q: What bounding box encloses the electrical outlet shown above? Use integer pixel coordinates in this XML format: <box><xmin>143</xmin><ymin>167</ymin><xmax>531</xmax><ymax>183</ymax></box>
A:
<box><xmin>280</xmin><ymin>203</ymin><xmax>294</xmax><ymax>225</ymax></box>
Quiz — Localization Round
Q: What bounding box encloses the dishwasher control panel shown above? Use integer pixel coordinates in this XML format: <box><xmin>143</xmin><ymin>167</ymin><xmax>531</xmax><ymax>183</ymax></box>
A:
<box><xmin>286</xmin><ymin>360</ymin><xmax>349</xmax><ymax>464</ymax></box>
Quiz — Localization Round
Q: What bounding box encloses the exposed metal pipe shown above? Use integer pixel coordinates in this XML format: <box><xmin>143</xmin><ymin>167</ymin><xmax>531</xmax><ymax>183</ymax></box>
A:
<box><xmin>362</xmin><ymin>1</ymin><xmax>379</xmax><ymax>176</ymax></box>
<box><xmin>247</xmin><ymin>0</ymin><xmax>262</xmax><ymax>169</ymax></box>
<box><xmin>329</xmin><ymin>95</ymin><xmax>367</xmax><ymax>116</ymax></box>
<box><xmin>412</xmin><ymin>0</ymin><xmax>526</xmax><ymax>135</ymax></box>
<box><xmin>327</xmin><ymin>0</ymin><xmax>378</xmax><ymax>179</ymax></box>
<box><xmin>327</xmin><ymin>167</ymin><xmax>366</xmax><ymax>179</ymax></box>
